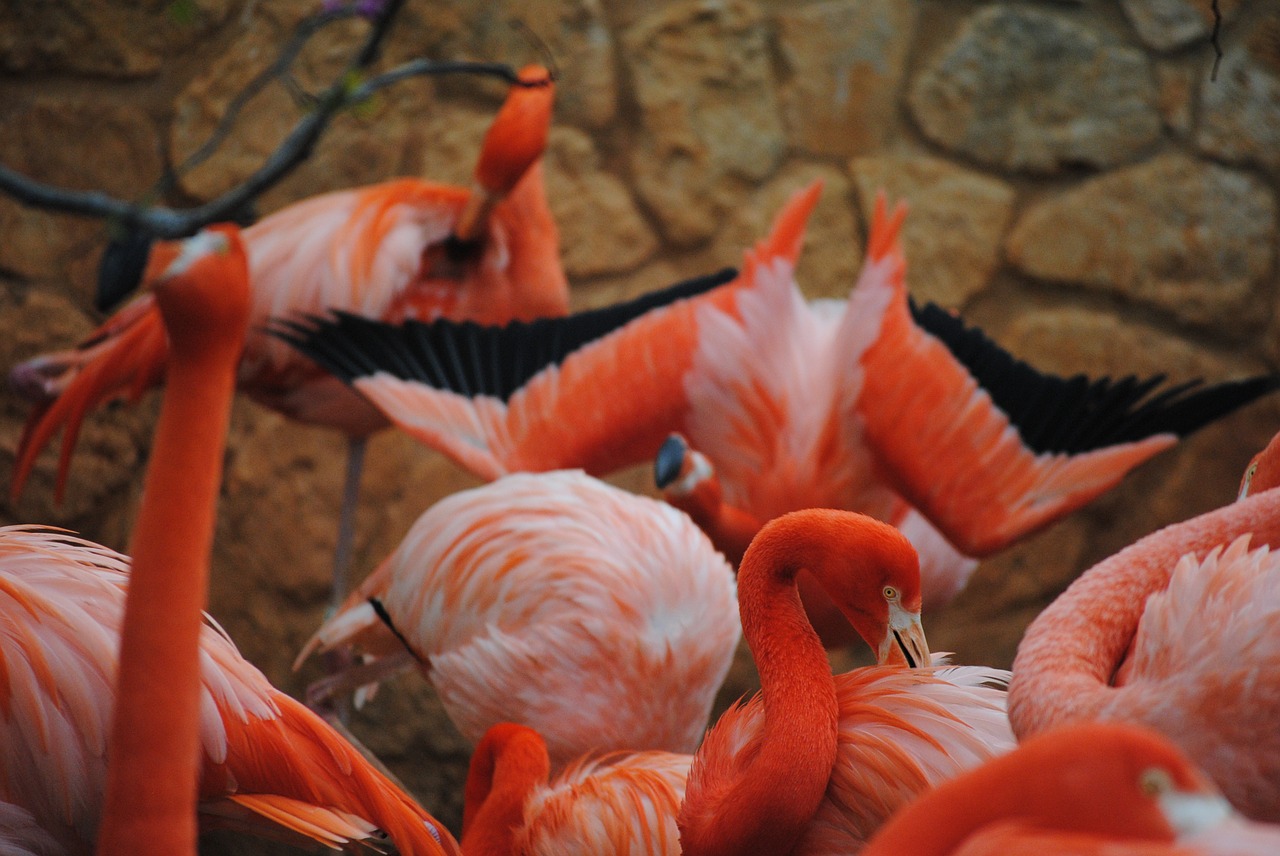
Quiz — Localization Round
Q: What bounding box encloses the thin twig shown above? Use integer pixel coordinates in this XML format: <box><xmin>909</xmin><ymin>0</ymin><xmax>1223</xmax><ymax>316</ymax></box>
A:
<box><xmin>1210</xmin><ymin>0</ymin><xmax>1224</xmax><ymax>82</ymax></box>
<box><xmin>151</xmin><ymin>7</ymin><xmax>358</xmax><ymax>200</ymax></box>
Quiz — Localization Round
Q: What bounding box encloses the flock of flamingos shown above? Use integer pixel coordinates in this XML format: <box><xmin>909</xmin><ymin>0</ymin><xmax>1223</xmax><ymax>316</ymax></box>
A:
<box><xmin>5</xmin><ymin>63</ymin><xmax>1280</xmax><ymax>856</ymax></box>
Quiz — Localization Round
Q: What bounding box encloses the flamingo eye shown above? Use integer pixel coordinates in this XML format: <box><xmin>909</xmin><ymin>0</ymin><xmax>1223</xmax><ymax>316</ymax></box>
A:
<box><xmin>1139</xmin><ymin>767</ymin><xmax>1173</xmax><ymax>797</ymax></box>
<box><xmin>882</xmin><ymin>586</ymin><xmax>898</xmax><ymax>601</ymax></box>
<box><xmin>1240</xmin><ymin>463</ymin><xmax>1258</xmax><ymax>500</ymax></box>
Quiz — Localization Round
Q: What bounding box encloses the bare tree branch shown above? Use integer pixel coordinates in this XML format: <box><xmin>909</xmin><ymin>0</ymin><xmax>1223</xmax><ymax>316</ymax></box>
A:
<box><xmin>0</xmin><ymin>0</ymin><xmax>525</xmax><ymax>240</ymax></box>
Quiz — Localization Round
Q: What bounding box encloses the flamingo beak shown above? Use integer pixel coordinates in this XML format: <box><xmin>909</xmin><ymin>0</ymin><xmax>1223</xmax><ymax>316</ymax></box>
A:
<box><xmin>655</xmin><ymin>434</ymin><xmax>690</xmax><ymax>490</ymax></box>
<box><xmin>1159</xmin><ymin>790</ymin><xmax>1235</xmax><ymax>838</ymax></box>
<box><xmin>879</xmin><ymin>602</ymin><xmax>930</xmax><ymax>668</ymax></box>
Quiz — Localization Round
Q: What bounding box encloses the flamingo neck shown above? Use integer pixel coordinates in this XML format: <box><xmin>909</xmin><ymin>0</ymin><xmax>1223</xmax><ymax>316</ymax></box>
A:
<box><xmin>667</xmin><ymin>476</ymin><xmax>761</xmax><ymax>566</ymax></box>
<box><xmin>95</xmin><ymin>235</ymin><xmax>248</xmax><ymax>856</ymax></box>
<box><xmin>461</xmin><ymin>726</ymin><xmax>550</xmax><ymax>856</ymax></box>
<box><xmin>681</xmin><ymin>523</ymin><xmax>840</xmax><ymax>856</ymax></box>
<box><xmin>1009</xmin><ymin>489</ymin><xmax>1280</xmax><ymax>738</ymax></box>
<box><xmin>490</xmin><ymin>162</ymin><xmax>568</xmax><ymax>320</ymax></box>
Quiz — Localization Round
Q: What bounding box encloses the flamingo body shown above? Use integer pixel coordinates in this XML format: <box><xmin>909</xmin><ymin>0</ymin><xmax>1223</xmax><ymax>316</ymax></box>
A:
<box><xmin>1010</xmin><ymin>446</ymin><xmax>1280</xmax><ymax>822</ymax></box>
<box><xmin>299</xmin><ymin>470</ymin><xmax>740</xmax><ymax>769</ymax></box>
<box><xmin>10</xmin><ymin>69</ymin><xmax>565</xmax><ymax>502</ymax></box>
<box><xmin>0</xmin><ymin>526</ymin><xmax>457</xmax><ymax>855</ymax></box>
<box><xmin>677</xmin><ymin>510</ymin><xmax>1014</xmax><ymax>856</ymax></box>
<box><xmin>275</xmin><ymin>186</ymin><xmax>1278</xmax><ymax>616</ymax></box>
<box><xmin>462</xmin><ymin>723</ymin><xmax>688</xmax><ymax>856</ymax></box>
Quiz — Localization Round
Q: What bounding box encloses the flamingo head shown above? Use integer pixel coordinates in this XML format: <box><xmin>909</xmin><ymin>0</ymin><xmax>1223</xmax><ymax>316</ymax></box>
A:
<box><xmin>1239</xmin><ymin>429</ymin><xmax>1280</xmax><ymax>499</ymax></box>
<box><xmin>764</xmin><ymin>509</ymin><xmax>929</xmax><ymax>667</ymax></box>
<box><xmin>150</xmin><ymin>224</ymin><xmax>251</xmax><ymax>359</ymax></box>
<box><xmin>1012</xmin><ymin>723</ymin><xmax>1231</xmax><ymax>840</ymax></box>
<box><xmin>473</xmin><ymin>64</ymin><xmax>555</xmax><ymax>199</ymax></box>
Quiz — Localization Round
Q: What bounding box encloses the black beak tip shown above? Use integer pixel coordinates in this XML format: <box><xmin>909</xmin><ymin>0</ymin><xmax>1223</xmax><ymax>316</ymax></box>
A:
<box><xmin>654</xmin><ymin>434</ymin><xmax>689</xmax><ymax>489</ymax></box>
<box><xmin>95</xmin><ymin>231</ymin><xmax>155</xmax><ymax>313</ymax></box>
<box><xmin>893</xmin><ymin>630</ymin><xmax>918</xmax><ymax>669</ymax></box>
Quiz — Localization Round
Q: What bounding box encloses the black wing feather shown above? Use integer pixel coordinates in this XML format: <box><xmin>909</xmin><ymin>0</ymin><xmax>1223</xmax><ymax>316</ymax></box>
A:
<box><xmin>267</xmin><ymin>267</ymin><xmax>738</xmax><ymax>404</ymax></box>
<box><xmin>909</xmin><ymin>298</ymin><xmax>1280</xmax><ymax>455</ymax></box>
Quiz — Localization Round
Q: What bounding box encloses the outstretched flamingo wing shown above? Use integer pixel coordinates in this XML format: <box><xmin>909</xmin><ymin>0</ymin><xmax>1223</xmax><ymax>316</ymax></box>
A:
<box><xmin>847</xmin><ymin>195</ymin><xmax>1280</xmax><ymax>557</ymax></box>
<box><xmin>270</xmin><ymin>180</ymin><xmax>825</xmax><ymax>483</ymax></box>
<box><xmin>272</xmin><ymin>268</ymin><xmax>739</xmax><ymax>481</ymax></box>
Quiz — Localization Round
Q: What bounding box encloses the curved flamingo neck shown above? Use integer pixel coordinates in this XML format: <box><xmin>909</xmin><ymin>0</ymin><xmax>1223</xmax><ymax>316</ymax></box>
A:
<box><xmin>1010</xmin><ymin>488</ymin><xmax>1280</xmax><ymax>738</ymax></box>
<box><xmin>96</xmin><ymin>229</ymin><xmax>250</xmax><ymax>856</ymax></box>
<box><xmin>681</xmin><ymin>514</ymin><xmax>849</xmax><ymax>856</ymax></box>
<box><xmin>461</xmin><ymin>725</ymin><xmax>550</xmax><ymax>856</ymax></box>
<box><xmin>666</xmin><ymin>475</ymin><xmax>762</xmax><ymax>566</ymax></box>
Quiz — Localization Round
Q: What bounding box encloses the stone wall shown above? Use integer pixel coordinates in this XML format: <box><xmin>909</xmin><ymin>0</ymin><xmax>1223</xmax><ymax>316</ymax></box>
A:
<box><xmin>2</xmin><ymin>0</ymin><xmax>1278</xmax><ymax>846</ymax></box>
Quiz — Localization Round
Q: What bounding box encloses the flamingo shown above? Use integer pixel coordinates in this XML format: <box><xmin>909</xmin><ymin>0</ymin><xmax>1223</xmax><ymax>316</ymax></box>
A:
<box><xmin>676</xmin><ymin>509</ymin><xmax>1014</xmax><ymax>856</ymax></box>
<box><xmin>296</xmin><ymin>469</ymin><xmax>740</xmax><ymax>770</ymax></box>
<box><xmin>0</xmin><ymin>525</ymin><xmax>459</xmax><ymax>855</ymax></box>
<box><xmin>460</xmin><ymin>723</ymin><xmax>688</xmax><ymax>856</ymax></box>
<box><xmin>58</xmin><ymin>223</ymin><xmax>456</xmax><ymax>856</ymax></box>
<box><xmin>9</xmin><ymin>64</ymin><xmax>565</xmax><ymax>604</ymax></box>
<box><xmin>862</xmin><ymin>721</ymin><xmax>1280</xmax><ymax>855</ymax></box>
<box><xmin>274</xmin><ymin>183</ymin><xmax>1277</xmax><ymax>643</ymax></box>
<box><xmin>1008</xmin><ymin>428</ymin><xmax>1280</xmax><ymax>822</ymax></box>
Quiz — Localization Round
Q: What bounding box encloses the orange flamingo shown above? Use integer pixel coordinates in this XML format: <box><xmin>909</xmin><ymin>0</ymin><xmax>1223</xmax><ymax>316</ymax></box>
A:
<box><xmin>72</xmin><ymin>224</ymin><xmax>453</xmax><ymax>855</ymax></box>
<box><xmin>1008</xmin><ymin>429</ymin><xmax>1280</xmax><ymax>823</ymax></box>
<box><xmin>460</xmin><ymin>722</ymin><xmax>688</xmax><ymax>856</ymax></box>
<box><xmin>296</xmin><ymin>469</ymin><xmax>740</xmax><ymax>770</ymax></box>
<box><xmin>275</xmin><ymin>185</ymin><xmax>1278</xmax><ymax>631</ymax></box>
<box><xmin>9</xmin><ymin>65</ymin><xmax>564</xmax><ymax>602</ymax></box>
<box><xmin>863</xmin><ymin>722</ymin><xmax>1280</xmax><ymax>855</ymax></box>
<box><xmin>676</xmin><ymin>509</ymin><xmax>1014</xmax><ymax>856</ymax></box>
<box><xmin>0</xmin><ymin>525</ymin><xmax>458</xmax><ymax>855</ymax></box>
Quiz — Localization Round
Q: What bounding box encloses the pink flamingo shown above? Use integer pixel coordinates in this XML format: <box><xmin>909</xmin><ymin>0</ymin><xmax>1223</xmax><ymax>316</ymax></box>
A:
<box><xmin>451</xmin><ymin>507</ymin><xmax>1010</xmax><ymax>855</ymax></box>
<box><xmin>863</xmin><ymin>721</ymin><xmax>1280</xmax><ymax>855</ymax></box>
<box><xmin>1009</xmin><ymin>428</ymin><xmax>1280</xmax><ymax>822</ymax></box>
<box><xmin>0</xmin><ymin>525</ymin><xmax>458</xmax><ymax>855</ymax></box>
<box><xmin>677</xmin><ymin>509</ymin><xmax>1014</xmax><ymax>856</ymax></box>
<box><xmin>274</xmin><ymin>185</ymin><xmax>1278</xmax><ymax>643</ymax></box>
<box><xmin>9</xmin><ymin>65</ymin><xmax>565</xmax><ymax>603</ymax></box>
<box><xmin>460</xmin><ymin>723</ymin><xmax>689</xmax><ymax>855</ymax></box>
<box><xmin>297</xmin><ymin>469</ymin><xmax>740</xmax><ymax>770</ymax></box>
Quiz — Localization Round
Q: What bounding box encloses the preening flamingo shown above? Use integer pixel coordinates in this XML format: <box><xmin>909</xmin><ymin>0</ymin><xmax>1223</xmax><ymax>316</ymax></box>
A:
<box><xmin>0</xmin><ymin>525</ymin><xmax>458</xmax><ymax>855</ymax></box>
<box><xmin>296</xmin><ymin>469</ymin><xmax>740</xmax><ymax>769</ymax></box>
<box><xmin>460</xmin><ymin>723</ymin><xmax>688</xmax><ymax>856</ymax></box>
<box><xmin>274</xmin><ymin>183</ymin><xmax>1278</xmax><ymax>630</ymax></box>
<box><xmin>9</xmin><ymin>65</ymin><xmax>564</xmax><ymax>602</ymax></box>
<box><xmin>677</xmin><ymin>509</ymin><xmax>1014</xmax><ymax>856</ymax></box>
<box><xmin>862</xmin><ymin>721</ymin><xmax>1280</xmax><ymax>856</ymax></box>
<box><xmin>1009</xmin><ymin>429</ymin><xmax>1280</xmax><ymax>822</ymax></box>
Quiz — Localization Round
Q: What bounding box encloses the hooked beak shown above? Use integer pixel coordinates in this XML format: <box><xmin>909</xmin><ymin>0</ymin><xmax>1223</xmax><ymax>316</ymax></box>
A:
<box><xmin>1159</xmin><ymin>789</ymin><xmax>1235</xmax><ymax>838</ymax></box>
<box><xmin>878</xmin><ymin>602</ymin><xmax>930</xmax><ymax>668</ymax></box>
<box><xmin>654</xmin><ymin>434</ymin><xmax>690</xmax><ymax>490</ymax></box>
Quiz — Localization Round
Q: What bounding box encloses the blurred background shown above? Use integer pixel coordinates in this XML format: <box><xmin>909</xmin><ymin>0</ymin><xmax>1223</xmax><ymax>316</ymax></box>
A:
<box><xmin>2</xmin><ymin>0</ymin><xmax>1278</xmax><ymax>846</ymax></box>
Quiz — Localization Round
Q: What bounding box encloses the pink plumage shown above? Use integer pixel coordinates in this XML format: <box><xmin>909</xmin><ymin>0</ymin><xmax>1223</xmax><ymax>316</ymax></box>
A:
<box><xmin>0</xmin><ymin>525</ymin><xmax>457</xmax><ymax>855</ymax></box>
<box><xmin>299</xmin><ymin>470</ymin><xmax>741</xmax><ymax>769</ymax></box>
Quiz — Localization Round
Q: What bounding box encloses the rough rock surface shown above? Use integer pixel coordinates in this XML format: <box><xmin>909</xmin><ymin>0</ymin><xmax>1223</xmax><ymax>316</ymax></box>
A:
<box><xmin>545</xmin><ymin>127</ymin><xmax>659</xmax><ymax>278</ymax></box>
<box><xmin>851</xmin><ymin>155</ymin><xmax>1014</xmax><ymax>308</ymax></box>
<box><xmin>1197</xmin><ymin>27</ymin><xmax>1280</xmax><ymax>171</ymax></box>
<box><xmin>909</xmin><ymin>6</ymin><xmax>1160</xmax><ymax>172</ymax></box>
<box><xmin>1006</xmin><ymin>155</ymin><xmax>1274</xmax><ymax>331</ymax></box>
<box><xmin>774</xmin><ymin>0</ymin><xmax>916</xmax><ymax>157</ymax></box>
<box><xmin>0</xmin><ymin>0</ymin><xmax>233</xmax><ymax>76</ymax></box>
<box><xmin>622</xmin><ymin>0</ymin><xmax>785</xmax><ymax>244</ymax></box>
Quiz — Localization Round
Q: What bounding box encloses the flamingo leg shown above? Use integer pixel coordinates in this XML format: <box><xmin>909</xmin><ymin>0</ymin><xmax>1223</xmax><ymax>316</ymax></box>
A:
<box><xmin>331</xmin><ymin>433</ymin><xmax>367</xmax><ymax>609</ymax></box>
